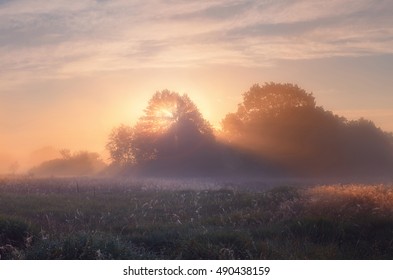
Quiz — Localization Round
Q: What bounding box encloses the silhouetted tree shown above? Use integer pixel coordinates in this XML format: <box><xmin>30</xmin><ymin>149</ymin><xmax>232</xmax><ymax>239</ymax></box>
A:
<box><xmin>339</xmin><ymin>118</ymin><xmax>393</xmax><ymax>175</ymax></box>
<box><xmin>30</xmin><ymin>151</ymin><xmax>106</xmax><ymax>177</ymax></box>
<box><xmin>106</xmin><ymin>124</ymin><xmax>136</xmax><ymax>166</ymax></box>
<box><xmin>222</xmin><ymin>82</ymin><xmax>393</xmax><ymax>177</ymax></box>
<box><xmin>107</xmin><ymin>84</ymin><xmax>393</xmax><ymax>178</ymax></box>
<box><xmin>59</xmin><ymin>149</ymin><xmax>72</xmax><ymax>159</ymax></box>
<box><xmin>107</xmin><ymin>90</ymin><xmax>220</xmax><ymax>176</ymax></box>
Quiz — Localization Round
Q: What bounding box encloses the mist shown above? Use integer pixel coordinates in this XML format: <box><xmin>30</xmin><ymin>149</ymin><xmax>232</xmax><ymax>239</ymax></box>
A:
<box><xmin>1</xmin><ymin>82</ymin><xmax>393</xmax><ymax>182</ymax></box>
<box><xmin>105</xmin><ymin>85</ymin><xmax>392</xmax><ymax>181</ymax></box>
<box><xmin>2</xmin><ymin>0</ymin><xmax>393</xmax><ymax>263</ymax></box>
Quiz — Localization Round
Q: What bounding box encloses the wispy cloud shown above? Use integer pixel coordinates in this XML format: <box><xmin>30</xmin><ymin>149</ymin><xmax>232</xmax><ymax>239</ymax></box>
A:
<box><xmin>1</xmin><ymin>0</ymin><xmax>393</xmax><ymax>85</ymax></box>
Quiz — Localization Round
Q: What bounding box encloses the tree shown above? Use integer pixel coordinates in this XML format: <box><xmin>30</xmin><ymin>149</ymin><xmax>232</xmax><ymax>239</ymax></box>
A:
<box><xmin>134</xmin><ymin>90</ymin><xmax>213</xmax><ymax>162</ymax></box>
<box><xmin>239</xmin><ymin>82</ymin><xmax>315</xmax><ymax>118</ymax></box>
<box><xmin>30</xmin><ymin>151</ymin><xmax>106</xmax><ymax>177</ymax></box>
<box><xmin>221</xmin><ymin>82</ymin><xmax>393</xmax><ymax>177</ymax></box>
<box><xmin>59</xmin><ymin>149</ymin><xmax>71</xmax><ymax>159</ymax></box>
<box><xmin>221</xmin><ymin>83</ymin><xmax>321</xmax><ymax>152</ymax></box>
<box><xmin>222</xmin><ymin>83</ymin><xmax>316</xmax><ymax>136</ymax></box>
<box><xmin>106</xmin><ymin>124</ymin><xmax>136</xmax><ymax>166</ymax></box>
<box><xmin>136</xmin><ymin>90</ymin><xmax>212</xmax><ymax>137</ymax></box>
<box><xmin>339</xmin><ymin>118</ymin><xmax>393</xmax><ymax>175</ymax></box>
<box><xmin>107</xmin><ymin>90</ymin><xmax>219</xmax><ymax>175</ymax></box>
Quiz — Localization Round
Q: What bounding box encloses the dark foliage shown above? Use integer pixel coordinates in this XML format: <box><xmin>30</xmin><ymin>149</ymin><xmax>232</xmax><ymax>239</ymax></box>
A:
<box><xmin>107</xmin><ymin>84</ymin><xmax>393</xmax><ymax>178</ymax></box>
<box><xmin>221</xmin><ymin>82</ymin><xmax>393</xmax><ymax>177</ymax></box>
<box><xmin>107</xmin><ymin>90</ymin><xmax>224</xmax><ymax>176</ymax></box>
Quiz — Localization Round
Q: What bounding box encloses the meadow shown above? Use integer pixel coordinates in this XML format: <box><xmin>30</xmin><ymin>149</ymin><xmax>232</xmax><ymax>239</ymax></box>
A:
<box><xmin>0</xmin><ymin>177</ymin><xmax>392</xmax><ymax>260</ymax></box>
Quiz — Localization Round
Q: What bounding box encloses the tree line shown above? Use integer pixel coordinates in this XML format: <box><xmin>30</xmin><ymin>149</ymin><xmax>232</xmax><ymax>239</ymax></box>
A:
<box><xmin>28</xmin><ymin>82</ymin><xmax>393</xmax><ymax>178</ymax></box>
<box><xmin>106</xmin><ymin>83</ymin><xmax>393</xmax><ymax>178</ymax></box>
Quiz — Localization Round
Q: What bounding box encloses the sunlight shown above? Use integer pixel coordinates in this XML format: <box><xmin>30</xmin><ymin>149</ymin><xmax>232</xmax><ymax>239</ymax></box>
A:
<box><xmin>146</xmin><ymin>103</ymin><xmax>178</xmax><ymax>134</ymax></box>
<box><xmin>157</xmin><ymin>107</ymin><xmax>175</xmax><ymax>119</ymax></box>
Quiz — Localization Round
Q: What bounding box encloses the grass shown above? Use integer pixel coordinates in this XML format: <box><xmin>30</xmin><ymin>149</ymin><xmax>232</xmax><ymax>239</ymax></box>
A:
<box><xmin>0</xmin><ymin>177</ymin><xmax>392</xmax><ymax>259</ymax></box>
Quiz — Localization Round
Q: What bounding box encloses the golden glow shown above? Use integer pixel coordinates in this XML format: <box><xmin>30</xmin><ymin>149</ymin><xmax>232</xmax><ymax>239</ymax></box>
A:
<box><xmin>305</xmin><ymin>184</ymin><xmax>393</xmax><ymax>215</ymax></box>
<box><xmin>145</xmin><ymin>102</ymin><xmax>178</xmax><ymax>135</ymax></box>
<box><xmin>155</xmin><ymin>106</ymin><xmax>176</xmax><ymax>120</ymax></box>
<box><xmin>1</xmin><ymin>1</ymin><xmax>392</xmax><ymax>177</ymax></box>
<box><xmin>1</xmin><ymin>66</ymin><xmax>392</xmax><ymax>174</ymax></box>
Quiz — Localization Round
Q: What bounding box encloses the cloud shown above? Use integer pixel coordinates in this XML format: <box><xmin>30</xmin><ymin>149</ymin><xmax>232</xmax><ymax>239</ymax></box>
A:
<box><xmin>0</xmin><ymin>0</ymin><xmax>92</xmax><ymax>15</ymax></box>
<box><xmin>169</xmin><ymin>0</ymin><xmax>255</xmax><ymax>21</ymax></box>
<box><xmin>1</xmin><ymin>0</ymin><xmax>393</xmax><ymax>85</ymax></box>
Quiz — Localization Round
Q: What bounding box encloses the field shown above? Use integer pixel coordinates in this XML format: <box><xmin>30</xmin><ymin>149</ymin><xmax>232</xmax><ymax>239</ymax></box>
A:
<box><xmin>0</xmin><ymin>177</ymin><xmax>393</xmax><ymax>260</ymax></box>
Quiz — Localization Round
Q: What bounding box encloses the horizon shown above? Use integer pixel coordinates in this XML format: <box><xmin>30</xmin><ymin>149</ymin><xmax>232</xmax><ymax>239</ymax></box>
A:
<box><xmin>1</xmin><ymin>1</ymin><xmax>393</xmax><ymax>173</ymax></box>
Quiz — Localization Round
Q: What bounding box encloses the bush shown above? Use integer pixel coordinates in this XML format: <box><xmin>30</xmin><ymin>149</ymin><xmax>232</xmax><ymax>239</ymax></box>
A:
<box><xmin>0</xmin><ymin>216</ymin><xmax>31</xmax><ymax>247</ymax></box>
<box><xmin>0</xmin><ymin>216</ymin><xmax>36</xmax><ymax>259</ymax></box>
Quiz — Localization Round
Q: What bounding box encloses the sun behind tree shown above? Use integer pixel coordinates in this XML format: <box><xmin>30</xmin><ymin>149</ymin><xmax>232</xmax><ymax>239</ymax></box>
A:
<box><xmin>107</xmin><ymin>90</ymin><xmax>219</xmax><ymax>175</ymax></box>
<box><xmin>138</xmin><ymin>90</ymin><xmax>212</xmax><ymax>136</ymax></box>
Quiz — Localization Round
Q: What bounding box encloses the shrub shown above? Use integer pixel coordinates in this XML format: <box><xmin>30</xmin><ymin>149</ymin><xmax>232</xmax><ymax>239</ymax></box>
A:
<box><xmin>0</xmin><ymin>216</ymin><xmax>31</xmax><ymax>247</ymax></box>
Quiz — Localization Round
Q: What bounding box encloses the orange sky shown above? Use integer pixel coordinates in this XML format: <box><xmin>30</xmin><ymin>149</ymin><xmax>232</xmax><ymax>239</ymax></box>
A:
<box><xmin>1</xmin><ymin>1</ymin><xmax>393</xmax><ymax>172</ymax></box>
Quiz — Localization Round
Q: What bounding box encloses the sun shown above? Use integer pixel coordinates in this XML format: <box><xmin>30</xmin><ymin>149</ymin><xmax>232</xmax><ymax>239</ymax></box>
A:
<box><xmin>157</xmin><ymin>107</ymin><xmax>175</xmax><ymax>119</ymax></box>
<box><xmin>147</xmin><ymin>103</ymin><xmax>178</xmax><ymax>133</ymax></box>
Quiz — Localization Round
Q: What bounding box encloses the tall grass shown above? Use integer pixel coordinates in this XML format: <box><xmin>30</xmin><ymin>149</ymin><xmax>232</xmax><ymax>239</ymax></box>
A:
<box><xmin>0</xmin><ymin>177</ymin><xmax>392</xmax><ymax>259</ymax></box>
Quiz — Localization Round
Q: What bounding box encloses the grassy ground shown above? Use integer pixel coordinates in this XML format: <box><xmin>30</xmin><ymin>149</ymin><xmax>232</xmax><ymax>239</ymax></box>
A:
<box><xmin>0</xmin><ymin>177</ymin><xmax>392</xmax><ymax>259</ymax></box>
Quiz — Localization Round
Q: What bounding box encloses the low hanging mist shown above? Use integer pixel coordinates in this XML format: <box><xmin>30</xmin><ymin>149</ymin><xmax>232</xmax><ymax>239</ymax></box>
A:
<box><xmin>3</xmin><ymin>82</ymin><xmax>393</xmax><ymax>181</ymax></box>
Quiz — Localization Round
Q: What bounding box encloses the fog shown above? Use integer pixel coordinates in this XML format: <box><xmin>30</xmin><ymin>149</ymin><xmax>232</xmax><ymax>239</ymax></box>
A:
<box><xmin>3</xmin><ymin>83</ymin><xmax>391</xmax><ymax>183</ymax></box>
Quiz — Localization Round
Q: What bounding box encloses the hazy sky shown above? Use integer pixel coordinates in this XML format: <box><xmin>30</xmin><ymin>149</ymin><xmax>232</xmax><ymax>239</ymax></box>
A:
<box><xmin>1</xmin><ymin>0</ymin><xmax>393</xmax><ymax>170</ymax></box>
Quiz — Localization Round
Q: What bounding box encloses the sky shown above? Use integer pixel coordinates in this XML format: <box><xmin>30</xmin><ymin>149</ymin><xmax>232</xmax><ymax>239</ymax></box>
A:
<box><xmin>1</xmin><ymin>0</ymin><xmax>393</xmax><ymax>172</ymax></box>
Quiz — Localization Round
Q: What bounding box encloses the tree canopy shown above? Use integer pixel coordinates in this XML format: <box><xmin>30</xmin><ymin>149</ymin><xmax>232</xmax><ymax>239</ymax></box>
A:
<box><xmin>106</xmin><ymin>124</ymin><xmax>136</xmax><ymax>166</ymax></box>
<box><xmin>107</xmin><ymin>84</ymin><xmax>393</xmax><ymax>178</ymax></box>
<box><xmin>107</xmin><ymin>90</ymin><xmax>219</xmax><ymax>175</ymax></box>
<box><xmin>221</xmin><ymin>82</ymin><xmax>393</xmax><ymax>177</ymax></box>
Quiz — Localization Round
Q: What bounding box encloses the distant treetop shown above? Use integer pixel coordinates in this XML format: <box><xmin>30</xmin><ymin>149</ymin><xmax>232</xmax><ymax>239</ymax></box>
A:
<box><xmin>239</xmin><ymin>82</ymin><xmax>316</xmax><ymax>119</ymax></box>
